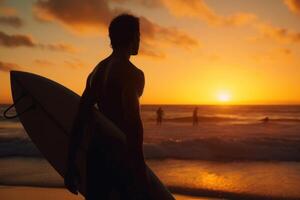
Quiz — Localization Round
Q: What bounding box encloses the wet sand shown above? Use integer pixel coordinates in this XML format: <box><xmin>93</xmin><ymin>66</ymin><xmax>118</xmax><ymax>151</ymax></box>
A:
<box><xmin>0</xmin><ymin>186</ymin><xmax>224</xmax><ymax>200</ymax></box>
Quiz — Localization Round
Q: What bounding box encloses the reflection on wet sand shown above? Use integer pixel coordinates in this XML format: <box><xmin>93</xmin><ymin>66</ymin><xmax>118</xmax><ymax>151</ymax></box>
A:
<box><xmin>147</xmin><ymin>159</ymin><xmax>300</xmax><ymax>199</ymax></box>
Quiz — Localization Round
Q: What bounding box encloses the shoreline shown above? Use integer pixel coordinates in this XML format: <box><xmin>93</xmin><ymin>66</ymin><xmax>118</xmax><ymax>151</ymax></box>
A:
<box><xmin>0</xmin><ymin>185</ymin><xmax>223</xmax><ymax>200</ymax></box>
<box><xmin>2</xmin><ymin>185</ymin><xmax>300</xmax><ymax>200</ymax></box>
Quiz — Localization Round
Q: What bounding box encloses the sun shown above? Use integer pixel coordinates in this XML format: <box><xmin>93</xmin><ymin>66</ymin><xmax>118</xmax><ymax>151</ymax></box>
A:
<box><xmin>217</xmin><ymin>91</ymin><xmax>231</xmax><ymax>103</ymax></box>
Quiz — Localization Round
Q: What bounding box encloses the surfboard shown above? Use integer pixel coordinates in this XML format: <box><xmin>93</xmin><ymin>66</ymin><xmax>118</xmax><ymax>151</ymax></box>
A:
<box><xmin>9</xmin><ymin>70</ymin><xmax>174</xmax><ymax>200</ymax></box>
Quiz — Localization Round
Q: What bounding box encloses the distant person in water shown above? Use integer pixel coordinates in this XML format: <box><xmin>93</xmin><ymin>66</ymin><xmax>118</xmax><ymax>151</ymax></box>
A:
<box><xmin>156</xmin><ymin>107</ymin><xmax>164</xmax><ymax>125</ymax></box>
<box><xmin>64</xmin><ymin>14</ymin><xmax>150</xmax><ymax>200</ymax></box>
<box><xmin>262</xmin><ymin>116</ymin><xmax>269</xmax><ymax>123</ymax></box>
<box><xmin>193</xmin><ymin>107</ymin><xmax>199</xmax><ymax>126</ymax></box>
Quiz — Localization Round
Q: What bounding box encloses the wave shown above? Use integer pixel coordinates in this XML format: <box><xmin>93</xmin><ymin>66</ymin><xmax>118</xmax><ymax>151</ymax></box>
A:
<box><xmin>0</xmin><ymin>115</ymin><xmax>20</xmax><ymax>122</ymax></box>
<box><xmin>0</xmin><ymin>137</ymin><xmax>42</xmax><ymax>157</ymax></box>
<box><xmin>272</xmin><ymin>118</ymin><xmax>300</xmax><ymax>122</ymax></box>
<box><xmin>146</xmin><ymin>116</ymin><xmax>300</xmax><ymax>123</ymax></box>
<box><xmin>169</xmin><ymin>186</ymin><xmax>300</xmax><ymax>200</ymax></box>
<box><xmin>2</xmin><ymin>135</ymin><xmax>300</xmax><ymax>161</ymax></box>
<box><xmin>143</xmin><ymin>138</ymin><xmax>300</xmax><ymax>161</ymax></box>
<box><xmin>165</xmin><ymin>116</ymin><xmax>236</xmax><ymax>122</ymax></box>
<box><xmin>0</xmin><ymin>183</ymin><xmax>298</xmax><ymax>200</ymax></box>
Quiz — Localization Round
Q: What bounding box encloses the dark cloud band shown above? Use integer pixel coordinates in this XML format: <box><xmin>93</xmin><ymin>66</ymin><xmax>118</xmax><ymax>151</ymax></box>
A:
<box><xmin>0</xmin><ymin>61</ymin><xmax>21</xmax><ymax>72</ymax></box>
<box><xmin>0</xmin><ymin>31</ymin><xmax>78</xmax><ymax>53</ymax></box>
<box><xmin>0</xmin><ymin>16</ymin><xmax>23</xmax><ymax>28</ymax></box>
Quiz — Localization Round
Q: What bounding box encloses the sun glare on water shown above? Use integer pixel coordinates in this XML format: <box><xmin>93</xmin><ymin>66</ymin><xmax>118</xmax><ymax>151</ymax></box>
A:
<box><xmin>217</xmin><ymin>91</ymin><xmax>231</xmax><ymax>103</ymax></box>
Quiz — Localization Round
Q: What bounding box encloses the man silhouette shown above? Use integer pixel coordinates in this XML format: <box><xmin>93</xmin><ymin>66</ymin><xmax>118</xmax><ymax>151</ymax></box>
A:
<box><xmin>193</xmin><ymin>107</ymin><xmax>199</xmax><ymax>126</ymax></box>
<box><xmin>156</xmin><ymin>107</ymin><xmax>164</xmax><ymax>125</ymax></box>
<box><xmin>64</xmin><ymin>14</ymin><xmax>150</xmax><ymax>200</ymax></box>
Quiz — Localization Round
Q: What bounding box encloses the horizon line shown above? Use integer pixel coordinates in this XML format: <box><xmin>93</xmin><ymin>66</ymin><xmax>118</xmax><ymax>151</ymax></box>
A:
<box><xmin>1</xmin><ymin>103</ymin><xmax>300</xmax><ymax>106</ymax></box>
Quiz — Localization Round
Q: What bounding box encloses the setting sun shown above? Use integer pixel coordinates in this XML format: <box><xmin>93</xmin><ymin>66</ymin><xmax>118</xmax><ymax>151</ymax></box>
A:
<box><xmin>217</xmin><ymin>91</ymin><xmax>231</xmax><ymax>103</ymax></box>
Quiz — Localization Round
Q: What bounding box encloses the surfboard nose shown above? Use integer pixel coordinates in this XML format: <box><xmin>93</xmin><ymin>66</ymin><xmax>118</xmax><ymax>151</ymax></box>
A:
<box><xmin>10</xmin><ymin>71</ymin><xmax>45</xmax><ymax>91</ymax></box>
<box><xmin>9</xmin><ymin>71</ymin><xmax>37</xmax><ymax>110</ymax></box>
<box><xmin>10</xmin><ymin>70</ymin><xmax>22</xmax><ymax>75</ymax></box>
<box><xmin>10</xmin><ymin>71</ymin><xmax>23</xmax><ymax>94</ymax></box>
<box><xmin>10</xmin><ymin>71</ymin><xmax>27</xmax><ymax>93</ymax></box>
<box><xmin>10</xmin><ymin>70</ymin><xmax>30</xmax><ymax>81</ymax></box>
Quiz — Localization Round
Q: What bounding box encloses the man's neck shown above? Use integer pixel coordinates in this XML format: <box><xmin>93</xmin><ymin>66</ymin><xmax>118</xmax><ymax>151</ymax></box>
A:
<box><xmin>111</xmin><ymin>49</ymin><xmax>130</xmax><ymax>60</ymax></box>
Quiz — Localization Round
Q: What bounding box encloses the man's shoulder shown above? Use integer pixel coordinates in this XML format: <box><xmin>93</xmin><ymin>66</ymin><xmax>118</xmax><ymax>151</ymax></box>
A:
<box><xmin>128</xmin><ymin>62</ymin><xmax>144</xmax><ymax>79</ymax></box>
<box><xmin>90</xmin><ymin>58</ymin><xmax>108</xmax><ymax>74</ymax></box>
<box><xmin>125</xmin><ymin>62</ymin><xmax>145</xmax><ymax>95</ymax></box>
<box><xmin>87</xmin><ymin>58</ymin><xmax>110</xmax><ymax>86</ymax></box>
<box><xmin>96</xmin><ymin>58</ymin><xmax>110</xmax><ymax>70</ymax></box>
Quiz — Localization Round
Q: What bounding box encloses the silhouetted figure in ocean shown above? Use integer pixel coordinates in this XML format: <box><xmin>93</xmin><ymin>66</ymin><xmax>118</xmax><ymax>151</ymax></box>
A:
<box><xmin>262</xmin><ymin>116</ymin><xmax>269</xmax><ymax>123</ymax></box>
<box><xmin>156</xmin><ymin>107</ymin><xmax>164</xmax><ymax>125</ymax></box>
<box><xmin>64</xmin><ymin>14</ymin><xmax>150</xmax><ymax>200</ymax></box>
<box><xmin>193</xmin><ymin>107</ymin><xmax>199</xmax><ymax>126</ymax></box>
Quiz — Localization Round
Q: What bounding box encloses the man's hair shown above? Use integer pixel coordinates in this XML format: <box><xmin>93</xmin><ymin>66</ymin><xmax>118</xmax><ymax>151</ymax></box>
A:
<box><xmin>109</xmin><ymin>14</ymin><xmax>139</xmax><ymax>50</ymax></box>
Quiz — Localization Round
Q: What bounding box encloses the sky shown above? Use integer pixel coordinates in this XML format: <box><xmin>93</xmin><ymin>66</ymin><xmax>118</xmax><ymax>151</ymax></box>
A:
<box><xmin>0</xmin><ymin>0</ymin><xmax>300</xmax><ymax>105</ymax></box>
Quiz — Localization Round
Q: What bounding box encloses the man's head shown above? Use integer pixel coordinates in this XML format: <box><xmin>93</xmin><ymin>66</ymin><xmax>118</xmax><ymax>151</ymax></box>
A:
<box><xmin>109</xmin><ymin>14</ymin><xmax>140</xmax><ymax>55</ymax></box>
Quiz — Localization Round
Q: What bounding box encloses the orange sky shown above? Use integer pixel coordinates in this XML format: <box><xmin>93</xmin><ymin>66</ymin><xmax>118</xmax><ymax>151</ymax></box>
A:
<box><xmin>1</xmin><ymin>0</ymin><xmax>300</xmax><ymax>105</ymax></box>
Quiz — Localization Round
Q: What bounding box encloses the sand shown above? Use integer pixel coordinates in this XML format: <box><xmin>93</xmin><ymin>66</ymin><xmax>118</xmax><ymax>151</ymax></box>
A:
<box><xmin>0</xmin><ymin>186</ymin><xmax>84</xmax><ymax>200</ymax></box>
<box><xmin>0</xmin><ymin>186</ymin><xmax>224</xmax><ymax>200</ymax></box>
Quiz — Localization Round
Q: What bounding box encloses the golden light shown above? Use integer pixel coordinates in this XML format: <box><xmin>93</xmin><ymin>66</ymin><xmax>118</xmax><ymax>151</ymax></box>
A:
<box><xmin>217</xmin><ymin>91</ymin><xmax>231</xmax><ymax>102</ymax></box>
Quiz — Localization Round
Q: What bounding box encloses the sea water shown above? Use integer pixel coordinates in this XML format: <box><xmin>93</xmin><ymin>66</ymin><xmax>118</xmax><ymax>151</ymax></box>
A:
<box><xmin>1</xmin><ymin>105</ymin><xmax>300</xmax><ymax>199</ymax></box>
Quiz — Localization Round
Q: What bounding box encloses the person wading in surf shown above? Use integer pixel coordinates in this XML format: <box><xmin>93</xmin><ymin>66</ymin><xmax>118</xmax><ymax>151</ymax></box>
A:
<box><xmin>64</xmin><ymin>14</ymin><xmax>150</xmax><ymax>200</ymax></box>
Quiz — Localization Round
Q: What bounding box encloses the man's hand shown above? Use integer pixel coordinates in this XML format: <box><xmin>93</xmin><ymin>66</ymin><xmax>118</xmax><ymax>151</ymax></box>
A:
<box><xmin>64</xmin><ymin>163</ymin><xmax>80</xmax><ymax>195</ymax></box>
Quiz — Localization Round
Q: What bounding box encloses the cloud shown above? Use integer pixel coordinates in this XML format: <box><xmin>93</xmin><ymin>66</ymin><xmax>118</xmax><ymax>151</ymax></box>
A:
<box><xmin>138</xmin><ymin>16</ymin><xmax>198</xmax><ymax>58</ymax></box>
<box><xmin>0</xmin><ymin>31</ymin><xmax>35</xmax><ymax>47</ymax></box>
<box><xmin>38</xmin><ymin>43</ymin><xmax>79</xmax><ymax>53</ymax></box>
<box><xmin>0</xmin><ymin>61</ymin><xmax>21</xmax><ymax>72</ymax></box>
<box><xmin>284</xmin><ymin>0</ymin><xmax>300</xmax><ymax>15</ymax></box>
<box><xmin>0</xmin><ymin>31</ymin><xmax>79</xmax><ymax>53</ymax></box>
<box><xmin>140</xmin><ymin>16</ymin><xmax>198</xmax><ymax>49</ymax></box>
<box><xmin>139</xmin><ymin>44</ymin><xmax>165</xmax><ymax>58</ymax></box>
<box><xmin>64</xmin><ymin>58</ymin><xmax>85</xmax><ymax>68</ymax></box>
<box><xmin>34</xmin><ymin>59</ymin><xmax>55</xmax><ymax>66</ymax></box>
<box><xmin>255</xmin><ymin>23</ymin><xmax>300</xmax><ymax>43</ymax></box>
<box><xmin>34</xmin><ymin>0</ymin><xmax>117</xmax><ymax>32</ymax></box>
<box><xmin>0</xmin><ymin>16</ymin><xmax>23</xmax><ymax>28</ymax></box>
<box><xmin>0</xmin><ymin>6</ymin><xmax>18</xmax><ymax>15</ymax></box>
<box><xmin>33</xmin><ymin>0</ymin><xmax>199</xmax><ymax>57</ymax></box>
<box><xmin>130</xmin><ymin>0</ymin><xmax>257</xmax><ymax>26</ymax></box>
<box><xmin>252</xmin><ymin>48</ymin><xmax>294</xmax><ymax>64</ymax></box>
<box><xmin>0</xmin><ymin>2</ymin><xmax>23</xmax><ymax>28</ymax></box>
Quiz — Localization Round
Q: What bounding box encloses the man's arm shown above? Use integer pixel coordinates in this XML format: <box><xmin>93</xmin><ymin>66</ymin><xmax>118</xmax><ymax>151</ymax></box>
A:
<box><xmin>64</xmin><ymin>74</ymin><xmax>97</xmax><ymax>194</ymax></box>
<box><xmin>65</xmin><ymin>64</ymin><xmax>103</xmax><ymax>194</ymax></box>
<box><xmin>67</xmin><ymin>84</ymin><xmax>96</xmax><ymax>163</ymax></box>
<box><xmin>121</xmin><ymin>71</ymin><xmax>148</xmax><ymax>187</ymax></box>
<box><xmin>122</xmin><ymin>70</ymin><xmax>144</xmax><ymax>159</ymax></box>
<box><xmin>122</xmin><ymin>86</ymin><xmax>144</xmax><ymax>164</ymax></box>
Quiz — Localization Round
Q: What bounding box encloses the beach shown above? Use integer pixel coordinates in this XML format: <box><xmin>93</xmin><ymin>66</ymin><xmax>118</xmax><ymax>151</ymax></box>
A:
<box><xmin>0</xmin><ymin>186</ymin><xmax>84</xmax><ymax>200</ymax></box>
<box><xmin>0</xmin><ymin>186</ymin><xmax>223</xmax><ymax>200</ymax></box>
<box><xmin>1</xmin><ymin>105</ymin><xmax>300</xmax><ymax>199</ymax></box>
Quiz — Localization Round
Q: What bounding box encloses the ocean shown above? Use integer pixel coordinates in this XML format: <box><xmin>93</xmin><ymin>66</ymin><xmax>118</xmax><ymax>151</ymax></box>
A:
<box><xmin>1</xmin><ymin>104</ymin><xmax>300</xmax><ymax>199</ymax></box>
